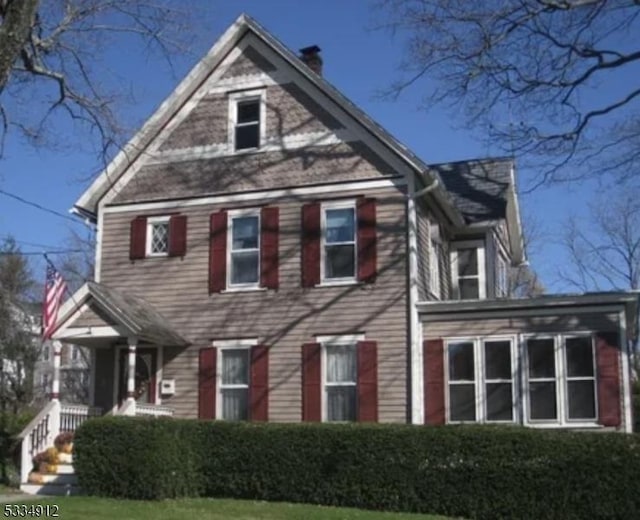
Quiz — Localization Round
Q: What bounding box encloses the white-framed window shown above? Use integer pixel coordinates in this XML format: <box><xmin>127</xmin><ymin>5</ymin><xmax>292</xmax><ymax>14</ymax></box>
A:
<box><xmin>42</xmin><ymin>345</ymin><xmax>50</xmax><ymax>362</ymax></box>
<box><xmin>496</xmin><ymin>255</ymin><xmax>508</xmax><ymax>297</ymax></box>
<box><xmin>321</xmin><ymin>201</ymin><xmax>357</xmax><ymax>283</ymax></box>
<box><xmin>229</xmin><ymin>90</ymin><xmax>266</xmax><ymax>152</ymax></box>
<box><xmin>428</xmin><ymin>222</ymin><xmax>441</xmax><ymax>298</ymax></box>
<box><xmin>450</xmin><ymin>241</ymin><xmax>486</xmax><ymax>299</ymax></box>
<box><xmin>215</xmin><ymin>340</ymin><xmax>254</xmax><ymax>421</ymax></box>
<box><xmin>319</xmin><ymin>334</ymin><xmax>362</xmax><ymax>422</ymax></box>
<box><xmin>41</xmin><ymin>373</ymin><xmax>50</xmax><ymax>390</ymax></box>
<box><xmin>445</xmin><ymin>336</ymin><xmax>517</xmax><ymax>424</ymax></box>
<box><xmin>146</xmin><ymin>216</ymin><xmax>170</xmax><ymax>256</ymax></box>
<box><xmin>227</xmin><ymin>209</ymin><xmax>260</xmax><ymax>288</ymax></box>
<box><xmin>71</xmin><ymin>345</ymin><xmax>80</xmax><ymax>362</ymax></box>
<box><xmin>525</xmin><ymin>334</ymin><xmax>597</xmax><ymax>425</ymax></box>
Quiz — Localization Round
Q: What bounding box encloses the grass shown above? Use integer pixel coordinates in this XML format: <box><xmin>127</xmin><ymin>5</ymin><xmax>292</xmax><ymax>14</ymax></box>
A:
<box><xmin>0</xmin><ymin>497</ymin><xmax>455</xmax><ymax>519</ymax></box>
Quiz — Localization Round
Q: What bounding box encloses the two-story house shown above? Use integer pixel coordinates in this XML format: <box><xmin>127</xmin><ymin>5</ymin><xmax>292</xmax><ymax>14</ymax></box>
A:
<box><xmin>39</xmin><ymin>15</ymin><xmax>634</xmax><ymax>435</ymax></box>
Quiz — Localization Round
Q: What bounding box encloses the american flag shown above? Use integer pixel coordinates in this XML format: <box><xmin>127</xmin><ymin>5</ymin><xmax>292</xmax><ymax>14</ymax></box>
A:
<box><xmin>42</xmin><ymin>264</ymin><xmax>67</xmax><ymax>340</ymax></box>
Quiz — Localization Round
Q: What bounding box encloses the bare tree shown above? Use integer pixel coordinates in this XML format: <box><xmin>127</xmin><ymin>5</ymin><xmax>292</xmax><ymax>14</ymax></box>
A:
<box><xmin>0</xmin><ymin>0</ymin><xmax>210</xmax><ymax>162</ymax></box>
<box><xmin>375</xmin><ymin>0</ymin><xmax>640</xmax><ymax>186</ymax></box>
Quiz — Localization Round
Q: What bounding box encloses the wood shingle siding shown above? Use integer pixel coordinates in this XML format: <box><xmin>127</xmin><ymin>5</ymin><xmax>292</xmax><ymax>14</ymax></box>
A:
<box><xmin>100</xmin><ymin>186</ymin><xmax>408</xmax><ymax>422</ymax></box>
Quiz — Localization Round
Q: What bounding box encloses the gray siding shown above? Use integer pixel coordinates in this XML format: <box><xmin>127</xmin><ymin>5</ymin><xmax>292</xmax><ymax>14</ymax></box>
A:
<box><xmin>221</xmin><ymin>45</ymin><xmax>277</xmax><ymax>78</ymax></box>
<box><xmin>423</xmin><ymin>311</ymin><xmax>620</xmax><ymax>338</ymax></box>
<box><xmin>74</xmin><ymin>303</ymin><xmax>115</xmax><ymax>328</ymax></box>
<box><xmin>113</xmin><ymin>142</ymin><xmax>396</xmax><ymax>204</ymax></box>
<box><xmin>100</xmin><ymin>186</ymin><xmax>409</xmax><ymax>422</ymax></box>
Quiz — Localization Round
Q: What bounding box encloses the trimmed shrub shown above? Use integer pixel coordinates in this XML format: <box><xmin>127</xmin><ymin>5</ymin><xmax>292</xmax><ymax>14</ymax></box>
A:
<box><xmin>74</xmin><ymin>418</ymin><xmax>640</xmax><ymax>519</ymax></box>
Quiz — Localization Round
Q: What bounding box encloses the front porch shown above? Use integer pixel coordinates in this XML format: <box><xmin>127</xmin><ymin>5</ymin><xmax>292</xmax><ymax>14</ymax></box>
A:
<box><xmin>17</xmin><ymin>281</ymin><xmax>188</xmax><ymax>492</ymax></box>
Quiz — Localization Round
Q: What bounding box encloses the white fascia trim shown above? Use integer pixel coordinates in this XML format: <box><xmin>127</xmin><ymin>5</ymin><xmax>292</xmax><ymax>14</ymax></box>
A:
<box><xmin>315</xmin><ymin>334</ymin><xmax>365</xmax><ymax>344</ymax></box>
<box><xmin>55</xmin><ymin>325</ymin><xmax>127</xmax><ymax>339</ymax></box>
<box><xmin>213</xmin><ymin>338</ymin><xmax>258</xmax><ymax>348</ymax></box>
<box><xmin>95</xmin><ymin>210</ymin><xmax>103</xmax><ymax>282</ymax></box>
<box><xmin>144</xmin><ymin>129</ymin><xmax>355</xmax><ymax>165</ymax></box>
<box><xmin>102</xmin><ymin>178</ymin><xmax>406</xmax><ymax>215</ymax></box>
<box><xmin>407</xmin><ymin>174</ymin><xmax>424</xmax><ymax>425</ymax></box>
<box><xmin>76</xmin><ymin>15</ymin><xmax>250</xmax><ymax>213</ymax></box>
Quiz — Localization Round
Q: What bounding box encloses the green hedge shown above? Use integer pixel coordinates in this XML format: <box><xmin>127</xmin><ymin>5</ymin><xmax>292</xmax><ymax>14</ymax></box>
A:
<box><xmin>74</xmin><ymin>418</ymin><xmax>640</xmax><ymax>519</ymax></box>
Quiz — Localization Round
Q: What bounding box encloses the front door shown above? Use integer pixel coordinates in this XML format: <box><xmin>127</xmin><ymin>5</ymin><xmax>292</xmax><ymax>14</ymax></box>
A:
<box><xmin>118</xmin><ymin>348</ymin><xmax>157</xmax><ymax>405</ymax></box>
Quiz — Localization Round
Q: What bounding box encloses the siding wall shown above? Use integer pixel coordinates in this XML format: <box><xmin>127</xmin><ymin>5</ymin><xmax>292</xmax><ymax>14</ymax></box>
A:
<box><xmin>100</xmin><ymin>186</ymin><xmax>409</xmax><ymax>422</ymax></box>
<box><xmin>73</xmin><ymin>304</ymin><xmax>116</xmax><ymax>328</ymax></box>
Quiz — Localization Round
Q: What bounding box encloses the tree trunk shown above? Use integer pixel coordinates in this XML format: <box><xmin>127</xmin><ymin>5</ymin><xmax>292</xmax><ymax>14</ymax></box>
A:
<box><xmin>0</xmin><ymin>0</ymin><xmax>40</xmax><ymax>93</ymax></box>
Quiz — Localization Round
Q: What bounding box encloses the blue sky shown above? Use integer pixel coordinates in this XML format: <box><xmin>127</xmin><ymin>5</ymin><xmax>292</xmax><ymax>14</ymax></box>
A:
<box><xmin>0</xmin><ymin>0</ymin><xmax>608</xmax><ymax>291</ymax></box>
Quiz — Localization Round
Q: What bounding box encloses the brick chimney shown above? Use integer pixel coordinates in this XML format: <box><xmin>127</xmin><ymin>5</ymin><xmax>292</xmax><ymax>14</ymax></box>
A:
<box><xmin>299</xmin><ymin>45</ymin><xmax>323</xmax><ymax>76</ymax></box>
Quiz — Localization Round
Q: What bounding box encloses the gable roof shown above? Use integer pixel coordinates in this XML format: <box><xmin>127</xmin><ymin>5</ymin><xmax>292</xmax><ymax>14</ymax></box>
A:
<box><xmin>53</xmin><ymin>282</ymin><xmax>188</xmax><ymax>346</ymax></box>
<box><xmin>72</xmin><ymin>14</ymin><xmax>464</xmax><ymax>227</ymax></box>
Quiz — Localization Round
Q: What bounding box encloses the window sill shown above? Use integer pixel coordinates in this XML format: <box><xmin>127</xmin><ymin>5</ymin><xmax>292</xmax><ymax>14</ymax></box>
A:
<box><xmin>527</xmin><ymin>422</ymin><xmax>602</xmax><ymax>429</ymax></box>
<box><xmin>316</xmin><ymin>279</ymin><xmax>362</xmax><ymax>288</ymax></box>
<box><xmin>221</xmin><ymin>286</ymin><xmax>267</xmax><ymax>294</ymax></box>
<box><xmin>145</xmin><ymin>253</ymin><xmax>169</xmax><ymax>258</ymax></box>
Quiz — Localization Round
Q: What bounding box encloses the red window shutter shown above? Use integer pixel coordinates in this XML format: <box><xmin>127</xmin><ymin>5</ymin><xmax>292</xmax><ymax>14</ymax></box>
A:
<box><xmin>168</xmin><ymin>215</ymin><xmax>188</xmax><ymax>257</ymax></box>
<box><xmin>302</xmin><ymin>342</ymin><xmax>321</xmax><ymax>421</ymax></box>
<box><xmin>250</xmin><ymin>344</ymin><xmax>269</xmax><ymax>421</ymax></box>
<box><xmin>260</xmin><ymin>207</ymin><xmax>279</xmax><ymax>290</ymax></box>
<box><xmin>301</xmin><ymin>203</ymin><xmax>321</xmax><ymax>287</ymax></box>
<box><xmin>595</xmin><ymin>332</ymin><xmax>622</xmax><ymax>427</ymax></box>
<box><xmin>357</xmin><ymin>198</ymin><xmax>377</xmax><ymax>283</ymax></box>
<box><xmin>424</xmin><ymin>339</ymin><xmax>445</xmax><ymax>425</ymax></box>
<box><xmin>198</xmin><ymin>348</ymin><xmax>217</xmax><ymax>420</ymax></box>
<box><xmin>357</xmin><ymin>340</ymin><xmax>378</xmax><ymax>422</ymax></box>
<box><xmin>129</xmin><ymin>216</ymin><xmax>147</xmax><ymax>260</ymax></box>
<box><xmin>209</xmin><ymin>211</ymin><xmax>227</xmax><ymax>293</ymax></box>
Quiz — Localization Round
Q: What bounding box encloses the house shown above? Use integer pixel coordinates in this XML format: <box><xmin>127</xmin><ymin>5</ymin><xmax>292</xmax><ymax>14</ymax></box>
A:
<box><xmin>18</xmin><ymin>15</ymin><xmax>637</xmax><ymax>490</ymax></box>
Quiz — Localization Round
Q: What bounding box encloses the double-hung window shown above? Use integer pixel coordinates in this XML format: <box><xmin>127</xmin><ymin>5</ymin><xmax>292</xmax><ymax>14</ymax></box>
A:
<box><xmin>451</xmin><ymin>242</ymin><xmax>486</xmax><ymax>299</ymax></box>
<box><xmin>322</xmin><ymin>202</ymin><xmax>356</xmax><ymax>282</ymax></box>
<box><xmin>146</xmin><ymin>216</ymin><xmax>170</xmax><ymax>256</ymax></box>
<box><xmin>228</xmin><ymin>211</ymin><xmax>260</xmax><ymax>287</ymax></box>
<box><xmin>229</xmin><ymin>90</ymin><xmax>265</xmax><ymax>152</ymax></box>
<box><xmin>323</xmin><ymin>342</ymin><xmax>357</xmax><ymax>421</ymax></box>
<box><xmin>446</xmin><ymin>337</ymin><xmax>516</xmax><ymax>423</ymax></box>
<box><xmin>219</xmin><ymin>347</ymin><xmax>250</xmax><ymax>421</ymax></box>
<box><xmin>525</xmin><ymin>335</ymin><xmax>597</xmax><ymax>424</ymax></box>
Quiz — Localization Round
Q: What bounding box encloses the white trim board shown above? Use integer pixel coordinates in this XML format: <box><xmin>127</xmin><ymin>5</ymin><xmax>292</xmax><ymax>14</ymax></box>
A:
<box><xmin>102</xmin><ymin>178</ymin><xmax>406</xmax><ymax>215</ymax></box>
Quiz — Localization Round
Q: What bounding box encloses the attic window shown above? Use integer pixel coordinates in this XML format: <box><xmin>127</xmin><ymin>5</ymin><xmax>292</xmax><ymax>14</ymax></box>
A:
<box><xmin>230</xmin><ymin>90</ymin><xmax>265</xmax><ymax>152</ymax></box>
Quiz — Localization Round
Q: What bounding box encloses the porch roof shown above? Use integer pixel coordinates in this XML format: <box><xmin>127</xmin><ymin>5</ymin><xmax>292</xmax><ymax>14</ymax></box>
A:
<box><xmin>417</xmin><ymin>291</ymin><xmax>639</xmax><ymax>322</ymax></box>
<box><xmin>53</xmin><ymin>282</ymin><xmax>189</xmax><ymax>346</ymax></box>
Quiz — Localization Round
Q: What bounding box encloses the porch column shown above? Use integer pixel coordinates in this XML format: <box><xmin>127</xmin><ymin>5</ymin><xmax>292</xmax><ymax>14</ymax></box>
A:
<box><xmin>51</xmin><ymin>340</ymin><xmax>62</xmax><ymax>401</ymax></box>
<box><xmin>127</xmin><ymin>337</ymin><xmax>138</xmax><ymax>402</ymax></box>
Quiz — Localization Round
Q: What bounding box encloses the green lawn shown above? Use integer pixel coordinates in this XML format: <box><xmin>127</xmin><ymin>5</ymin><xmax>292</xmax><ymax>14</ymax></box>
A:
<box><xmin>0</xmin><ymin>497</ymin><xmax>455</xmax><ymax>519</ymax></box>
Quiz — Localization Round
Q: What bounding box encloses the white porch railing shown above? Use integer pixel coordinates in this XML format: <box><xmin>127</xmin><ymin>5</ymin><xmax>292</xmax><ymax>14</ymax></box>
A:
<box><xmin>17</xmin><ymin>402</ymin><xmax>102</xmax><ymax>484</ymax></box>
<box><xmin>17</xmin><ymin>401</ymin><xmax>59</xmax><ymax>485</ymax></box>
<box><xmin>135</xmin><ymin>403</ymin><xmax>174</xmax><ymax>417</ymax></box>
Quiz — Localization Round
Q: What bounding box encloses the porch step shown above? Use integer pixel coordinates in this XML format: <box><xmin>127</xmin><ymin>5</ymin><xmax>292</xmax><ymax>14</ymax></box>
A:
<box><xmin>20</xmin><ymin>483</ymin><xmax>81</xmax><ymax>496</ymax></box>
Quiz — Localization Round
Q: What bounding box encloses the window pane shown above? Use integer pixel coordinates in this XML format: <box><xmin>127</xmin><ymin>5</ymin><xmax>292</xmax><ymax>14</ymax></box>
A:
<box><xmin>566</xmin><ymin>337</ymin><xmax>594</xmax><ymax>377</ymax></box>
<box><xmin>237</xmin><ymin>100</ymin><xmax>259</xmax><ymax>123</ymax></box>
<box><xmin>327</xmin><ymin>386</ymin><xmax>356</xmax><ymax>421</ymax></box>
<box><xmin>450</xmin><ymin>384</ymin><xmax>476</xmax><ymax>421</ymax></box>
<box><xmin>485</xmin><ymin>341</ymin><xmax>512</xmax><ymax>380</ymax></box>
<box><xmin>457</xmin><ymin>248</ymin><xmax>478</xmax><ymax>276</ymax></box>
<box><xmin>326</xmin><ymin>345</ymin><xmax>356</xmax><ymax>383</ymax></box>
<box><xmin>567</xmin><ymin>380</ymin><xmax>596</xmax><ymax>420</ymax></box>
<box><xmin>486</xmin><ymin>383</ymin><xmax>513</xmax><ymax>421</ymax></box>
<box><xmin>459</xmin><ymin>279</ymin><xmax>479</xmax><ymax>299</ymax></box>
<box><xmin>222</xmin><ymin>389</ymin><xmax>248</xmax><ymax>421</ymax></box>
<box><xmin>235</xmin><ymin>125</ymin><xmax>259</xmax><ymax>150</ymax></box>
<box><xmin>527</xmin><ymin>339</ymin><xmax>555</xmax><ymax>378</ymax></box>
<box><xmin>325</xmin><ymin>245</ymin><xmax>355</xmax><ymax>279</ymax></box>
<box><xmin>232</xmin><ymin>216</ymin><xmax>259</xmax><ymax>249</ymax></box>
<box><xmin>448</xmin><ymin>342</ymin><xmax>474</xmax><ymax>381</ymax></box>
<box><xmin>222</xmin><ymin>350</ymin><xmax>249</xmax><ymax>385</ymax></box>
<box><xmin>529</xmin><ymin>381</ymin><xmax>557</xmax><ymax>420</ymax></box>
<box><xmin>326</xmin><ymin>208</ymin><xmax>355</xmax><ymax>243</ymax></box>
<box><xmin>231</xmin><ymin>251</ymin><xmax>259</xmax><ymax>285</ymax></box>
<box><xmin>151</xmin><ymin>222</ymin><xmax>168</xmax><ymax>253</ymax></box>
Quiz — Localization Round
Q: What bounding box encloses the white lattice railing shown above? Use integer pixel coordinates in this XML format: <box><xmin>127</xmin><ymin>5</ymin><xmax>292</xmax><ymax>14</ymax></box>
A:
<box><xmin>135</xmin><ymin>403</ymin><xmax>174</xmax><ymax>417</ymax></box>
